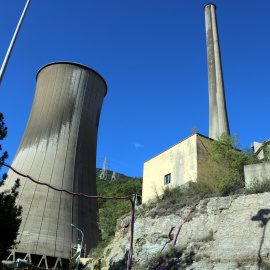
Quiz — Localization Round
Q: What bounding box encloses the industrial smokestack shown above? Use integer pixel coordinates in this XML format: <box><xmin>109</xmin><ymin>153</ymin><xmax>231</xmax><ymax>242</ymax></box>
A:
<box><xmin>2</xmin><ymin>62</ymin><xmax>107</xmax><ymax>265</ymax></box>
<box><xmin>204</xmin><ymin>3</ymin><xmax>230</xmax><ymax>139</ymax></box>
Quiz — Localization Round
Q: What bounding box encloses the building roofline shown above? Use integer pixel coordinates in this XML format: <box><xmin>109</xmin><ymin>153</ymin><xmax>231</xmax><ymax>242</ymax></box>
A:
<box><xmin>36</xmin><ymin>61</ymin><xmax>108</xmax><ymax>96</ymax></box>
<box><xmin>253</xmin><ymin>140</ymin><xmax>270</xmax><ymax>157</ymax></box>
<box><xmin>144</xmin><ymin>133</ymin><xmax>212</xmax><ymax>164</ymax></box>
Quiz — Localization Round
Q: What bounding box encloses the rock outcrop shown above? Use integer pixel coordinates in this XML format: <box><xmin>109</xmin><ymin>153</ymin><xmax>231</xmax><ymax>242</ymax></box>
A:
<box><xmin>88</xmin><ymin>193</ymin><xmax>270</xmax><ymax>269</ymax></box>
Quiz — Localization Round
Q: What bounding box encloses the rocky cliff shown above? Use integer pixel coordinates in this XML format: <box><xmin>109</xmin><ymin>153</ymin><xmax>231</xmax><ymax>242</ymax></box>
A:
<box><xmin>88</xmin><ymin>193</ymin><xmax>270</xmax><ymax>270</ymax></box>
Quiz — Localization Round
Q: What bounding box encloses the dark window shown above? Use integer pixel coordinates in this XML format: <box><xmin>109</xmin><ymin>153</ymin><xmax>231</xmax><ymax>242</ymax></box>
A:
<box><xmin>164</xmin><ymin>174</ymin><xmax>171</xmax><ymax>185</ymax></box>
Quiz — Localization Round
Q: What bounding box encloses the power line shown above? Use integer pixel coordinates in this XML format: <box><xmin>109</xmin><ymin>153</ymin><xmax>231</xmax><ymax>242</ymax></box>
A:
<box><xmin>1</xmin><ymin>162</ymin><xmax>135</xmax><ymax>270</ymax></box>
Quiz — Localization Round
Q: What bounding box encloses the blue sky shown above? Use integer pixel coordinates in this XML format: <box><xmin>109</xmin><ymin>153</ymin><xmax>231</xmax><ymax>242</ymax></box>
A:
<box><xmin>0</xmin><ymin>0</ymin><xmax>270</xmax><ymax>178</ymax></box>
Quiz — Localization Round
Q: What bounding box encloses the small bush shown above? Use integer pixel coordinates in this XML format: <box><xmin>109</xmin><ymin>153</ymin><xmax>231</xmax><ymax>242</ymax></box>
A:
<box><xmin>246</xmin><ymin>177</ymin><xmax>270</xmax><ymax>194</ymax></box>
<box><xmin>141</xmin><ymin>246</ymin><xmax>187</xmax><ymax>270</ymax></box>
<box><xmin>194</xmin><ymin>170</ymin><xmax>244</xmax><ymax>197</ymax></box>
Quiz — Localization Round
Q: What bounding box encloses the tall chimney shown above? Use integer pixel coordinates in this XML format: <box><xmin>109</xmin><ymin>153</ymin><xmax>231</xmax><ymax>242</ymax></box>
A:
<box><xmin>204</xmin><ymin>3</ymin><xmax>230</xmax><ymax>139</ymax></box>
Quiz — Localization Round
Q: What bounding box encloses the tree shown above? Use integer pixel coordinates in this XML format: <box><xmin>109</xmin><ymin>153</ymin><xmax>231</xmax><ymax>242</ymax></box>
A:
<box><xmin>0</xmin><ymin>113</ymin><xmax>22</xmax><ymax>262</ymax></box>
<box><xmin>96</xmin><ymin>173</ymin><xmax>142</xmax><ymax>240</ymax></box>
<box><xmin>206</xmin><ymin>133</ymin><xmax>260</xmax><ymax>195</ymax></box>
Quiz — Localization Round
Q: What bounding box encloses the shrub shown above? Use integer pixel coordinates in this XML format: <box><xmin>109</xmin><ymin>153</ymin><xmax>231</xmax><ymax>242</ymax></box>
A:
<box><xmin>149</xmin><ymin>133</ymin><xmax>260</xmax><ymax>217</ymax></box>
<box><xmin>141</xmin><ymin>245</ymin><xmax>187</xmax><ymax>270</ymax></box>
<box><xmin>92</xmin><ymin>174</ymin><xmax>142</xmax><ymax>255</ymax></box>
<box><xmin>246</xmin><ymin>177</ymin><xmax>270</xmax><ymax>194</ymax></box>
<box><xmin>98</xmin><ymin>199</ymin><xmax>131</xmax><ymax>237</ymax></box>
<box><xmin>207</xmin><ymin>133</ymin><xmax>259</xmax><ymax>195</ymax></box>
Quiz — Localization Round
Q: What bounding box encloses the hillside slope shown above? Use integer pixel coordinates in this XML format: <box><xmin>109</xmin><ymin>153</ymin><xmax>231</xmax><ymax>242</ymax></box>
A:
<box><xmin>88</xmin><ymin>192</ymin><xmax>270</xmax><ymax>270</ymax></box>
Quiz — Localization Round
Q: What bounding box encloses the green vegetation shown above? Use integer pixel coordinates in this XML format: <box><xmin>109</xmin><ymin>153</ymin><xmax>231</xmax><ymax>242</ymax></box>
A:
<box><xmin>246</xmin><ymin>177</ymin><xmax>270</xmax><ymax>194</ymax></box>
<box><xmin>149</xmin><ymin>133</ymin><xmax>261</xmax><ymax>217</ymax></box>
<box><xmin>260</xmin><ymin>142</ymin><xmax>270</xmax><ymax>162</ymax></box>
<box><xmin>91</xmin><ymin>169</ymin><xmax>142</xmax><ymax>257</ymax></box>
<box><xmin>67</xmin><ymin>256</ymin><xmax>77</xmax><ymax>270</ymax></box>
<box><xmin>206</xmin><ymin>133</ymin><xmax>259</xmax><ymax>196</ymax></box>
<box><xmin>141</xmin><ymin>245</ymin><xmax>193</xmax><ymax>270</ymax></box>
<box><xmin>0</xmin><ymin>113</ymin><xmax>22</xmax><ymax>263</ymax></box>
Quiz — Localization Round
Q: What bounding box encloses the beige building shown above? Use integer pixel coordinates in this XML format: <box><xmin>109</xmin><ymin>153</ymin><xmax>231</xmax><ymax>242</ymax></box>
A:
<box><xmin>142</xmin><ymin>133</ymin><xmax>212</xmax><ymax>203</ymax></box>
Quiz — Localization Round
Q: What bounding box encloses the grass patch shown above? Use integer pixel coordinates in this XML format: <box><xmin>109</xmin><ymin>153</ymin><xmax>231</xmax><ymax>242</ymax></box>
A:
<box><xmin>147</xmin><ymin>175</ymin><xmax>245</xmax><ymax>218</ymax></box>
<box><xmin>141</xmin><ymin>245</ymin><xmax>188</xmax><ymax>270</ymax></box>
<box><xmin>246</xmin><ymin>177</ymin><xmax>270</xmax><ymax>194</ymax></box>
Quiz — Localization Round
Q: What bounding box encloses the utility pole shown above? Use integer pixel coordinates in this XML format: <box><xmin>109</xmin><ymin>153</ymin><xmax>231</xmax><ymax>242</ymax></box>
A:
<box><xmin>100</xmin><ymin>156</ymin><xmax>109</xmax><ymax>180</ymax></box>
<box><xmin>111</xmin><ymin>171</ymin><xmax>117</xmax><ymax>181</ymax></box>
<box><xmin>0</xmin><ymin>0</ymin><xmax>31</xmax><ymax>85</ymax></box>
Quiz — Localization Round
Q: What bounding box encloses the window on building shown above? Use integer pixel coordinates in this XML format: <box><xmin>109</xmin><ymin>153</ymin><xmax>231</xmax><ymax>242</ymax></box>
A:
<box><xmin>164</xmin><ymin>174</ymin><xmax>171</xmax><ymax>185</ymax></box>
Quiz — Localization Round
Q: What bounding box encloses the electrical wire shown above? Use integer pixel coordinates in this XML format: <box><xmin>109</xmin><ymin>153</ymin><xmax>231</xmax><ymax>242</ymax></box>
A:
<box><xmin>0</xmin><ymin>162</ymin><xmax>135</xmax><ymax>270</ymax></box>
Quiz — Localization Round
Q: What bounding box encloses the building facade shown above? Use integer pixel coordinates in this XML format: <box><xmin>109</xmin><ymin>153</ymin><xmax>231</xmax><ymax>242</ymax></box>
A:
<box><xmin>142</xmin><ymin>133</ymin><xmax>212</xmax><ymax>203</ymax></box>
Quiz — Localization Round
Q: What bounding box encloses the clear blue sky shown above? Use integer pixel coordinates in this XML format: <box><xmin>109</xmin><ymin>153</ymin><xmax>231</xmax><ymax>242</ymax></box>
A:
<box><xmin>0</xmin><ymin>0</ymin><xmax>269</xmax><ymax>178</ymax></box>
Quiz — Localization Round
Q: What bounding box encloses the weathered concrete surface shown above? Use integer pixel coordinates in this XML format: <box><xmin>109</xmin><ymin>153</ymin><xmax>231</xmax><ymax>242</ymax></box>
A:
<box><xmin>204</xmin><ymin>4</ymin><xmax>230</xmax><ymax>140</ymax></box>
<box><xmin>142</xmin><ymin>133</ymin><xmax>211</xmax><ymax>204</ymax></box>
<box><xmin>244</xmin><ymin>162</ymin><xmax>270</xmax><ymax>188</ymax></box>
<box><xmin>1</xmin><ymin>62</ymin><xmax>107</xmax><ymax>260</ymax></box>
<box><xmin>88</xmin><ymin>193</ymin><xmax>270</xmax><ymax>269</ymax></box>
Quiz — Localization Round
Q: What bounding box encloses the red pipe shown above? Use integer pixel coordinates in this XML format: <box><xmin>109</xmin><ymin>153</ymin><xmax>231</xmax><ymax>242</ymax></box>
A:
<box><xmin>172</xmin><ymin>198</ymin><xmax>200</xmax><ymax>246</ymax></box>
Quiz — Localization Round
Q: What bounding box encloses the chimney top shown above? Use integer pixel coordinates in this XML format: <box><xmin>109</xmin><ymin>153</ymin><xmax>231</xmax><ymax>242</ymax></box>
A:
<box><xmin>204</xmin><ymin>3</ymin><xmax>216</xmax><ymax>10</ymax></box>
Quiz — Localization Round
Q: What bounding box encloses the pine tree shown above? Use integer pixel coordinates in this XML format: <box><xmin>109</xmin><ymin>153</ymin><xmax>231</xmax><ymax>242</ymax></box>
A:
<box><xmin>0</xmin><ymin>113</ymin><xmax>22</xmax><ymax>262</ymax></box>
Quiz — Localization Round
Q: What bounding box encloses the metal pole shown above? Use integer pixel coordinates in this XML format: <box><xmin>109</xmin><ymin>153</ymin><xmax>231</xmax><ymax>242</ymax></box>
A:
<box><xmin>77</xmin><ymin>228</ymin><xmax>84</xmax><ymax>270</ymax></box>
<box><xmin>128</xmin><ymin>194</ymin><xmax>137</xmax><ymax>270</ymax></box>
<box><xmin>71</xmin><ymin>224</ymin><xmax>84</xmax><ymax>270</ymax></box>
<box><xmin>0</xmin><ymin>0</ymin><xmax>31</xmax><ymax>85</ymax></box>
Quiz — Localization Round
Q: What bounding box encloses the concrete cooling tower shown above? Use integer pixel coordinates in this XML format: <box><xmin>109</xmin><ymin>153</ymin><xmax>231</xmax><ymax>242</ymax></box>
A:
<box><xmin>3</xmin><ymin>62</ymin><xmax>107</xmax><ymax>266</ymax></box>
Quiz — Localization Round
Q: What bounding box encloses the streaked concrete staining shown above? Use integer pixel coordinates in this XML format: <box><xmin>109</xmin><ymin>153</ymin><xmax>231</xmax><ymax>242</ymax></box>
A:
<box><xmin>2</xmin><ymin>62</ymin><xmax>107</xmax><ymax>260</ymax></box>
<box><xmin>204</xmin><ymin>4</ymin><xmax>230</xmax><ymax>140</ymax></box>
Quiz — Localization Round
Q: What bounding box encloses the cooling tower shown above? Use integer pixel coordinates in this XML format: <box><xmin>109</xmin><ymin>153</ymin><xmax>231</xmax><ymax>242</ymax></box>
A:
<box><xmin>204</xmin><ymin>4</ymin><xmax>230</xmax><ymax>139</ymax></box>
<box><xmin>3</xmin><ymin>62</ymin><xmax>107</xmax><ymax>265</ymax></box>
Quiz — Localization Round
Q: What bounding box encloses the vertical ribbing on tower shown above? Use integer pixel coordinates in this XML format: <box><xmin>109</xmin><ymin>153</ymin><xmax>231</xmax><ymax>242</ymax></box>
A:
<box><xmin>204</xmin><ymin>3</ymin><xmax>230</xmax><ymax>139</ymax></box>
<box><xmin>2</xmin><ymin>62</ymin><xmax>107</xmax><ymax>261</ymax></box>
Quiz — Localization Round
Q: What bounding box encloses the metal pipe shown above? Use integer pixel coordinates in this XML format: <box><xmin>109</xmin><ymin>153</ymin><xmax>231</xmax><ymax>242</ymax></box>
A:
<box><xmin>0</xmin><ymin>0</ymin><xmax>31</xmax><ymax>85</ymax></box>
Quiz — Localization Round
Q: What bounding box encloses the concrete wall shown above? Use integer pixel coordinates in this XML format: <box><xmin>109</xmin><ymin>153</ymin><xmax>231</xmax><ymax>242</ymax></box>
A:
<box><xmin>142</xmin><ymin>134</ymin><xmax>214</xmax><ymax>203</ymax></box>
<box><xmin>142</xmin><ymin>134</ymin><xmax>199</xmax><ymax>204</ymax></box>
<box><xmin>197</xmin><ymin>135</ymin><xmax>212</xmax><ymax>181</ymax></box>
<box><xmin>1</xmin><ymin>62</ymin><xmax>107</xmax><ymax>260</ymax></box>
<box><xmin>244</xmin><ymin>162</ymin><xmax>270</xmax><ymax>188</ymax></box>
<box><xmin>204</xmin><ymin>4</ymin><xmax>230</xmax><ymax>139</ymax></box>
